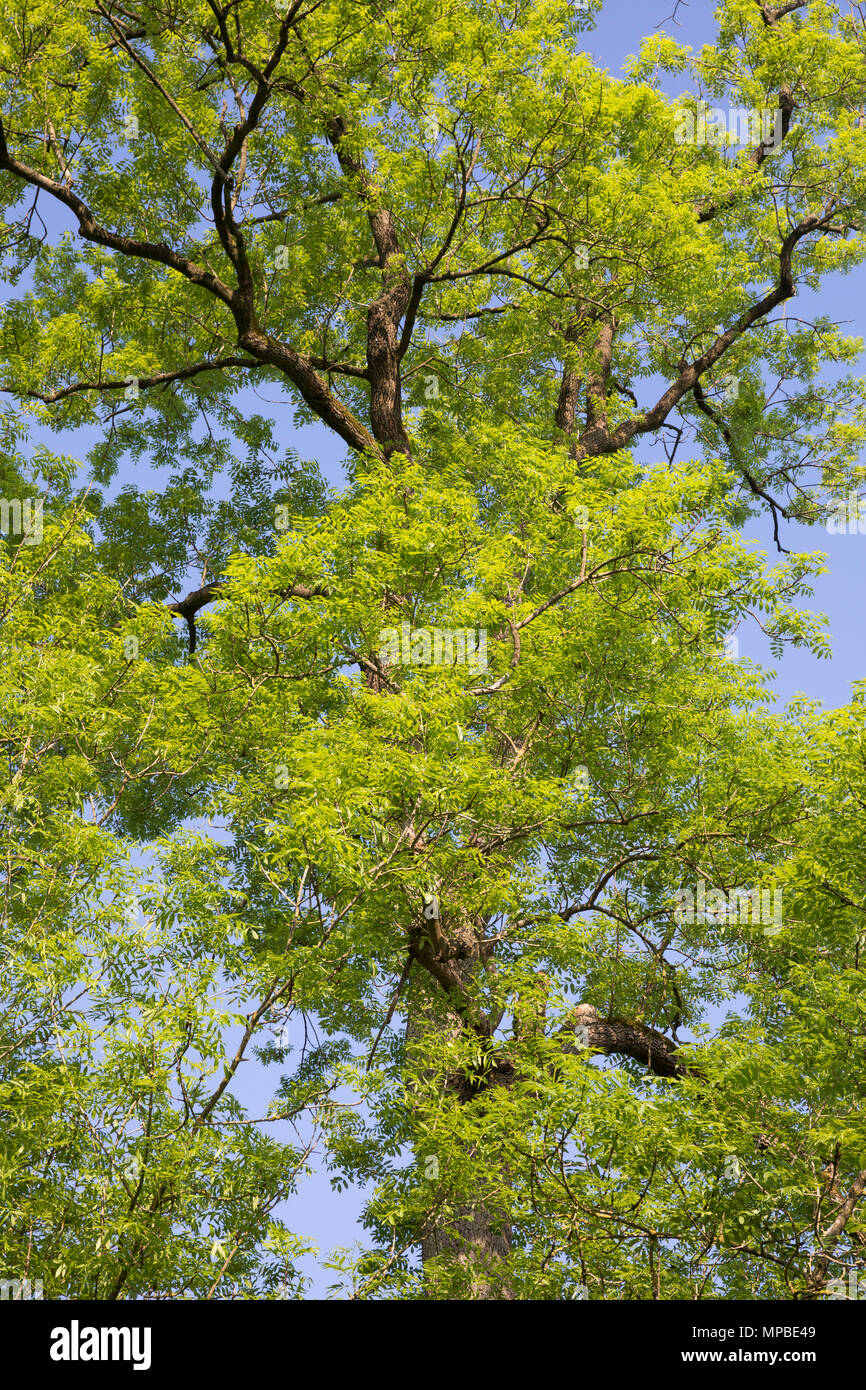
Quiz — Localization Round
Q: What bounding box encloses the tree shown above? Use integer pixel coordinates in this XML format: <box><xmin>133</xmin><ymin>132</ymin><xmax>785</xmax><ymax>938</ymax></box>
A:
<box><xmin>0</xmin><ymin>0</ymin><xmax>865</xmax><ymax>1299</ymax></box>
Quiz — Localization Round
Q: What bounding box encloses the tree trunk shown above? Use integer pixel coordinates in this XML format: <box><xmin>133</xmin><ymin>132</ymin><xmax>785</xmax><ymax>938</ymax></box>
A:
<box><xmin>404</xmin><ymin>937</ymin><xmax>515</xmax><ymax>1300</ymax></box>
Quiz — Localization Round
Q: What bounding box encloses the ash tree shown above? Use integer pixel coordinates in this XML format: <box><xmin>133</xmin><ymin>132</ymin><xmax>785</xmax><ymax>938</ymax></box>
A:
<box><xmin>1</xmin><ymin>0</ymin><xmax>866</xmax><ymax>1300</ymax></box>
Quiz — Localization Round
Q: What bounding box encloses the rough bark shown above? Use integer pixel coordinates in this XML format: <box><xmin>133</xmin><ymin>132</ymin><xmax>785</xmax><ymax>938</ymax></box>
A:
<box><xmin>565</xmin><ymin>1002</ymin><xmax>700</xmax><ymax>1080</ymax></box>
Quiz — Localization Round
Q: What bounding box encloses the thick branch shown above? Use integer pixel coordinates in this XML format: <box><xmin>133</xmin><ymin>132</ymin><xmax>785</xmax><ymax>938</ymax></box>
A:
<box><xmin>564</xmin><ymin>1003</ymin><xmax>699</xmax><ymax>1079</ymax></box>
<box><xmin>576</xmin><ymin>207</ymin><xmax>837</xmax><ymax>460</ymax></box>
<box><xmin>166</xmin><ymin>577</ymin><xmax>329</xmax><ymax>652</ymax></box>
<box><xmin>698</xmin><ymin>86</ymin><xmax>795</xmax><ymax>225</ymax></box>
<box><xmin>805</xmin><ymin>1169</ymin><xmax>866</xmax><ymax>1298</ymax></box>
<box><xmin>585</xmin><ymin>317</ymin><xmax>615</xmax><ymax>434</ymax></box>
<box><xmin>0</xmin><ymin>118</ymin><xmax>235</xmax><ymax>308</ymax></box>
<box><xmin>323</xmin><ymin>114</ymin><xmax>412</xmax><ymax>454</ymax></box>
<box><xmin>0</xmin><ymin>28</ymin><xmax>376</xmax><ymax>457</ymax></box>
<box><xmin>759</xmin><ymin>0</ymin><xmax>808</xmax><ymax>24</ymax></box>
<box><xmin>554</xmin><ymin>310</ymin><xmax>590</xmax><ymax>445</ymax></box>
<box><xmin>236</xmin><ymin>326</ymin><xmax>380</xmax><ymax>455</ymax></box>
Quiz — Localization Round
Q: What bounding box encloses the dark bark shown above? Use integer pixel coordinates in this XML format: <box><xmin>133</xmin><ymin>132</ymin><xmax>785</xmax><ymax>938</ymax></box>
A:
<box><xmin>166</xmin><ymin>579</ymin><xmax>330</xmax><ymax>652</ymax></box>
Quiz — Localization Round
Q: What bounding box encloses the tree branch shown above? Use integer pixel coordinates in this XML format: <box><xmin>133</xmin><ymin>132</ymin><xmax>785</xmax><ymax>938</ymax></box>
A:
<box><xmin>166</xmin><ymin>577</ymin><xmax>330</xmax><ymax>653</ymax></box>
<box><xmin>94</xmin><ymin>3</ymin><xmax>226</xmax><ymax>179</ymax></box>
<box><xmin>576</xmin><ymin>206</ymin><xmax>838</xmax><ymax>460</ymax></box>
<box><xmin>697</xmin><ymin>86</ymin><xmax>795</xmax><ymax>225</ymax></box>
<box><xmin>759</xmin><ymin>0</ymin><xmax>809</xmax><ymax>24</ymax></box>
<box><xmin>563</xmin><ymin>1003</ymin><xmax>700</xmax><ymax>1079</ymax></box>
<box><xmin>805</xmin><ymin>1168</ymin><xmax>866</xmax><ymax>1298</ymax></box>
<box><xmin>0</xmin><ymin>116</ymin><xmax>235</xmax><ymax>308</ymax></box>
<box><xmin>13</xmin><ymin>356</ymin><xmax>265</xmax><ymax>405</ymax></box>
<box><xmin>691</xmin><ymin>377</ymin><xmax>790</xmax><ymax>551</ymax></box>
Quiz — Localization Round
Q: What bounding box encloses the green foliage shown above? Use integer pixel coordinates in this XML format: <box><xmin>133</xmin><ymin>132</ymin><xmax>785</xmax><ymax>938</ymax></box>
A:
<box><xmin>0</xmin><ymin>0</ymin><xmax>865</xmax><ymax>1300</ymax></box>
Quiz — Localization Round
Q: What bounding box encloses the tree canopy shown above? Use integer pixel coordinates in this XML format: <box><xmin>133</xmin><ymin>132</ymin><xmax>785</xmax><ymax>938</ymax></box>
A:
<box><xmin>1</xmin><ymin>0</ymin><xmax>866</xmax><ymax>1301</ymax></box>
